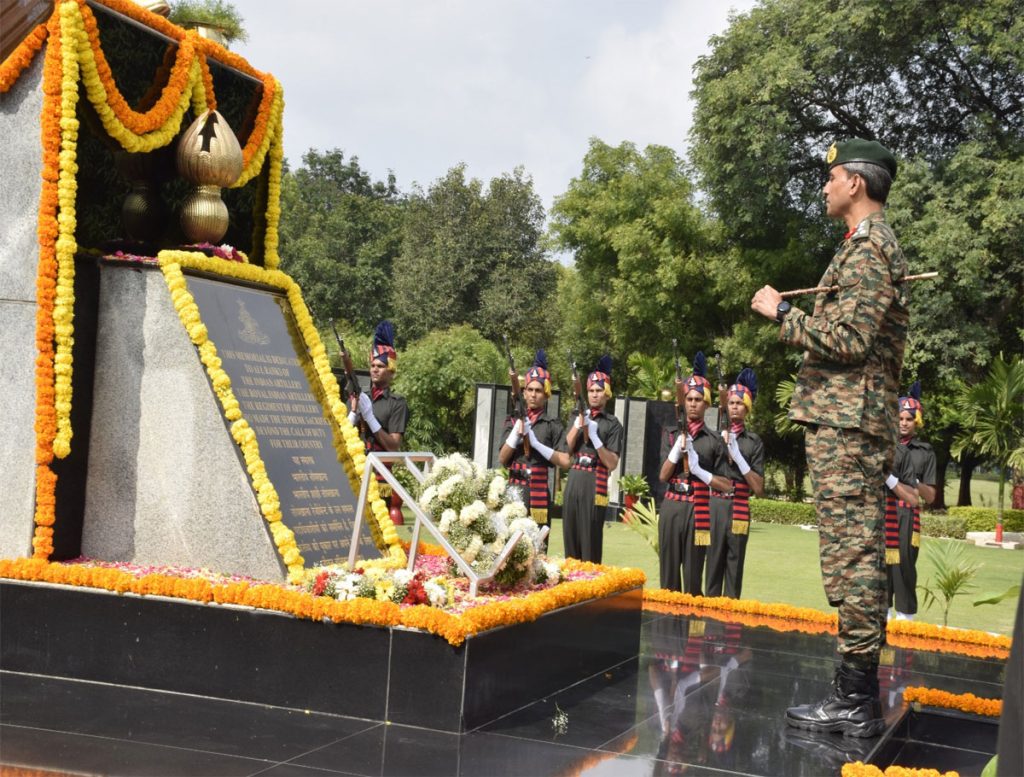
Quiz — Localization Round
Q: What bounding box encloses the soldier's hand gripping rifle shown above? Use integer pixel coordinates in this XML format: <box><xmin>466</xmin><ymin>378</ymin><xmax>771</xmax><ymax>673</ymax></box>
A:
<box><xmin>331</xmin><ymin>323</ymin><xmax>367</xmax><ymax>439</ymax></box>
<box><xmin>569</xmin><ymin>350</ymin><xmax>590</xmax><ymax>445</ymax></box>
<box><xmin>673</xmin><ymin>339</ymin><xmax>689</xmax><ymax>476</ymax></box>
<box><xmin>502</xmin><ymin>335</ymin><xmax>530</xmax><ymax>456</ymax></box>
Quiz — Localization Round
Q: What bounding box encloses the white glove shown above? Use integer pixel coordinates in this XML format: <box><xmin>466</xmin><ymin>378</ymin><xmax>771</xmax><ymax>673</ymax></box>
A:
<box><xmin>586</xmin><ymin>416</ymin><xmax>603</xmax><ymax>449</ymax></box>
<box><xmin>348</xmin><ymin>411</ymin><xmax>358</xmax><ymax>427</ymax></box>
<box><xmin>885</xmin><ymin>473</ymin><xmax>899</xmax><ymax>491</ymax></box>
<box><xmin>668</xmin><ymin>433</ymin><xmax>685</xmax><ymax>464</ymax></box>
<box><xmin>528</xmin><ymin>428</ymin><xmax>555</xmax><ymax>461</ymax></box>
<box><xmin>727</xmin><ymin>435</ymin><xmax>751</xmax><ymax>476</ymax></box>
<box><xmin>686</xmin><ymin>439</ymin><xmax>712</xmax><ymax>485</ymax></box>
<box><xmin>357</xmin><ymin>392</ymin><xmax>381</xmax><ymax>434</ymax></box>
<box><xmin>573</xmin><ymin>413</ymin><xmax>586</xmax><ymax>429</ymax></box>
<box><xmin>506</xmin><ymin>418</ymin><xmax>523</xmax><ymax>449</ymax></box>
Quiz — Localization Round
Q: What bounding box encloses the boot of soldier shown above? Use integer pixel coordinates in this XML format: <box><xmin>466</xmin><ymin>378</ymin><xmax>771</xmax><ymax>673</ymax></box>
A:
<box><xmin>786</xmin><ymin>663</ymin><xmax>884</xmax><ymax>738</ymax></box>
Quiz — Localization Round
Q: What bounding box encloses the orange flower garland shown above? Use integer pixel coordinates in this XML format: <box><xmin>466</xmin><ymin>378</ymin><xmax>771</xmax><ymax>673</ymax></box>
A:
<box><xmin>903</xmin><ymin>686</ymin><xmax>1002</xmax><ymax>718</ymax></box>
<box><xmin>30</xmin><ymin>9</ymin><xmax>66</xmax><ymax>559</ymax></box>
<box><xmin>842</xmin><ymin>764</ymin><xmax>959</xmax><ymax>777</ymax></box>
<box><xmin>0</xmin><ymin>22</ymin><xmax>48</xmax><ymax>93</ymax></box>
<box><xmin>0</xmin><ymin>558</ymin><xmax>645</xmax><ymax>647</ymax></box>
<box><xmin>77</xmin><ymin>0</ymin><xmax>199</xmax><ymax>135</ymax></box>
<box><xmin>643</xmin><ymin>589</ymin><xmax>1012</xmax><ymax>659</ymax></box>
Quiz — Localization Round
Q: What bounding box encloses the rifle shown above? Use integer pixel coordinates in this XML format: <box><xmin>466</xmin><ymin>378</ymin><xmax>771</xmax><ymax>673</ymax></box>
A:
<box><xmin>330</xmin><ymin>322</ymin><xmax>367</xmax><ymax>438</ymax></box>
<box><xmin>568</xmin><ymin>350</ymin><xmax>590</xmax><ymax>444</ymax></box>
<box><xmin>502</xmin><ymin>335</ymin><xmax>530</xmax><ymax>456</ymax></box>
<box><xmin>714</xmin><ymin>352</ymin><xmax>728</xmax><ymax>435</ymax></box>
<box><xmin>672</xmin><ymin>339</ymin><xmax>689</xmax><ymax>476</ymax></box>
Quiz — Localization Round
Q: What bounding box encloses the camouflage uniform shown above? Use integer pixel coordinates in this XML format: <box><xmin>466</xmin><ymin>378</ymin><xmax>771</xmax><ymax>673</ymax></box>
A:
<box><xmin>781</xmin><ymin>211</ymin><xmax>909</xmax><ymax>668</ymax></box>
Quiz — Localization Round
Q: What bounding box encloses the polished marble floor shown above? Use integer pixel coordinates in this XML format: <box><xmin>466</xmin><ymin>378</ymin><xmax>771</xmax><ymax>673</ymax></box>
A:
<box><xmin>0</xmin><ymin>609</ymin><xmax>1004</xmax><ymax>776</ymax></box>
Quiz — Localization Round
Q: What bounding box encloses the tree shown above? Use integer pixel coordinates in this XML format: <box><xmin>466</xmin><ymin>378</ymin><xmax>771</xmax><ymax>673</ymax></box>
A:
<box><xmin>392</xmin><ymin>325</ymin><xmax>507</xmax><ymax>454</ymax></box>
<box><xmin>549</xmin><ymin>140</ymin><xmax>717</xmax><ymax>361</ymax></box>
<box><xmin>391</xmin><ymin>166</ymin><xmax>556</xmax><ymax>344</ymax></box>
<box><xmin>952</xmin><ymin>353</ymin><xmax>1024</xmax><ymax>540</ymax></box>
<box><xmin>278</xmin><ymin>149</ymin><xmax>404</xmax><ymax>331</ymax></box>
<box><xmin>690</xmin><ymin>0</ymin><xmax>1024</xmax><ymax>499</ymax></box>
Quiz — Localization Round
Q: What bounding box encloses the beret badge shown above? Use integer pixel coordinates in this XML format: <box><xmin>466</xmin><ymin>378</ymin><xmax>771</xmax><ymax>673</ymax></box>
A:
<box><xmin>826</xmin><ymin>143</ymin><xmax>838</xmax><ymax>164</ymax></box>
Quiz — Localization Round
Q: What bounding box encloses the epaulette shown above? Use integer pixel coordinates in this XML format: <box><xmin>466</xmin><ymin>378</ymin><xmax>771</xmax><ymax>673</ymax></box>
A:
<box><xmin>850</xmin><ymin>218</ymin><xmax>872</xmax><ymax>241</ymax></box>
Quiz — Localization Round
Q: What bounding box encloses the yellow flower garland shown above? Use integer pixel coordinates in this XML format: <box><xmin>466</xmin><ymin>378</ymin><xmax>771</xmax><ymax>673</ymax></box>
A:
<box><xmin>158</xmin><ymin>257</ymin><xmax>303</xmax><ymax>582</ymax></box>
<box><xmin>51</xmin><ymin>0</ymin><xmax>84</xmax><ymax>459</ymax></box>
<box><xmin>156</xmin><ymin>251</ymin><xmax>402</xmax><ymax>574</ymax></box>
<box><xmin>842</xmin><ymin>765</ymin><xmax>959</xmax><ymax>777</ymax></box>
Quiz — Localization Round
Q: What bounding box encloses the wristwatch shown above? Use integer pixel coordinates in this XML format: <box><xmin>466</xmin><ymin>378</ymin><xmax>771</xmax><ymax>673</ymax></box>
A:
<box><xmin>775</xmin><ymin>300</ymin><xmax>792</xmax><ymax>323</ymax></box>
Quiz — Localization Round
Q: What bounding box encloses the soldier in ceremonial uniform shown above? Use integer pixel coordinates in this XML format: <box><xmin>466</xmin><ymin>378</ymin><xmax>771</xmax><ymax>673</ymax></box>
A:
<box><xmin>499</xmin><ymin>350</ymin><xmax>569</xmax><ymax>546</ymax></box>
<box><xmin>658</xmin><ymin>352</ymin><xmax>732</xmax><ymax>594</ymax></box>
<box><xmin>348</xmin><ymin>321</ymin><xmax>409</xmax><ymax>504</ymax></box>
<box><xmin>752</xmin><ymin>138</ymin><xmax>909</xmax><ymax>737</ymax></box>
<box><xmin>563</xmin><ymin>355</ymin><xmax>623</xmax><ymax>563</ymax></box>
<box><xmin>706</xmin><ymin>368</ymin><xmax>765</xmax><ymax>599</ymax></box>
<box><xmin>885</xmin><ymin>381</ymin><xmax>937</xmax><ymax>621</ymax></box>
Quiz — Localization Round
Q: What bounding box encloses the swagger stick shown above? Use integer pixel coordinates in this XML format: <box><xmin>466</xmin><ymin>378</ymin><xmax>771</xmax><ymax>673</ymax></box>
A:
<box><xmin>779</xmin><ymin>271</ymin><xmax>938</xmax><ymax>300</ymax></box>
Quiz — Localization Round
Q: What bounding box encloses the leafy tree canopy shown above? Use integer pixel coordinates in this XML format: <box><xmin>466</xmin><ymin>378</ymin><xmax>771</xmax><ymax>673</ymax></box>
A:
<box><xmin>278</xmin><ymin>149</ymin><xmax>404</xmax><ymax>332</ymax></box>
<box><xmin>391</xmin><ymin>166</ymin><xmax>556</xmax><ymax>345</ymax></box>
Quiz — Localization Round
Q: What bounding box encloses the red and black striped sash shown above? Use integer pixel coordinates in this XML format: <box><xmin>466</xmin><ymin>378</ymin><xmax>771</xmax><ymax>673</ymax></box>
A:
<box><xmin>885</xmin><ymin>493</ymin><xmax>900</xmax><ymax>564</ymax></box>
<box><xmin>732</xmin><ymin>481</ymin><xmax>750</xmax><ymax>534</ymax></box>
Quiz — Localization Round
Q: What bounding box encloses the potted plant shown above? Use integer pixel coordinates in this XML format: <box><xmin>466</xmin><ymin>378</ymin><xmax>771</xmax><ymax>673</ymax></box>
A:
<box><xmin>619</xmin><ymin>474</ymin><xmax>651</xmax><ymax>521</ymax></box>
<box><xmin>169</xmin><ymin>0</ymin><xmax>248</xmax><ymax>47</ymax></box>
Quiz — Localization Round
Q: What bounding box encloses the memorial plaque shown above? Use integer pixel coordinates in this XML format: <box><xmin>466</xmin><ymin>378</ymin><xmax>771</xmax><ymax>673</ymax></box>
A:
<box><xmin>185</xmin><ymin>275</ymin><xmax>380</xmax><ymax>567</ymax></box>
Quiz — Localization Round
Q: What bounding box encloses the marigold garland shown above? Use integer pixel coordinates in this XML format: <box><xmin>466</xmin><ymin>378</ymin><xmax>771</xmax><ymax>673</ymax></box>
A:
<box><xmin>902</xmin><ymin>686</ymin><xmax>1002</xmax><ymax>718</ymax></box>
<box><xmin>643</xmin><ymin>588</ymin><xmax>1012</xmax><ymax>659</ymax></box>
<box><xmin>0</xmin><ymin>558</ymin><xmax>644</xmax><ymax>647</ymax></box>
<box><xmin>17</xmin><ymin>0</ymin><xmax>286</xmax><ymax>556</ymax></box>
<box><xmin>158</xmin><ymin>257</ymin><xmax>303</xmax><ymax>582</ymax></box>
<box><xmin>842</xmin><ymin>764</ymin><xmax>959</xmax><ymax>777</ymax></box>
<box><xmin>156</xmin><ymin>251</ymin><xmax>402</xmax><ymax>572</ymax></box>
<box><xmin>30</xmin><ymin>8</ymin><xmax>66</xmax><ymax>559</ymax></box>
<box><xmin>0</xmin><ymin>22</ymin><xmax>48</xmax><ymax>93</ymax></box>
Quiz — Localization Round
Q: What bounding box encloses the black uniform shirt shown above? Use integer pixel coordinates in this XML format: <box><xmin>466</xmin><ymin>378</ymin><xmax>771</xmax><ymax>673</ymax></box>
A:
<box><xmin>569</xmin><ymin>409</ymin><xmax>624</xmax><ymax>461</ymax></box>
<box><xmin>720</xmin><ymin>428</ymin><xmax>766</xmax><ymax>482</ymax></box>
<box><xmin>892</xmin><ymin>444</ymin><xmax>920</xmax><ymax>487</ymax></box>
<box><xmin>361</xmin><ymin>388</ymin><xmax>409</xmax><ymax>450</ymax></box>
<box><xmin>661</xmin><ymin>425</ymin><xmax>729</xmax><ymax>480</ymax></box>
<box><xmin>905</xmin><ymin>437</ymin><xmax>937</xmax><ymax>486</ymax></box>
<box><xmin>500</xmin><ymin>411</ymin><xmax>568</xmax><ymax>469</ymax></box>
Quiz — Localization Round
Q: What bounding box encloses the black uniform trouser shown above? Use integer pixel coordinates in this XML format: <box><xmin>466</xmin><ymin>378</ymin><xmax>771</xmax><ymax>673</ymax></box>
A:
<box><xmin>658</xmin><ymin>498</ymin><xmax>705</xmax><ymax>594</ymax></box>
<box><xmin>706</xmin><ymin>496</ymin><xmax>748</xmax><ymax>598</ymax></box>
<box><xmin>886</xmin><ymin>506</ymin><xmax>919</xmax><ymax>614</ymax></box>
<box><xmin>563</xmin><ymin>469</ymin><xmax>605</xmax><ymax>563</ymax></box>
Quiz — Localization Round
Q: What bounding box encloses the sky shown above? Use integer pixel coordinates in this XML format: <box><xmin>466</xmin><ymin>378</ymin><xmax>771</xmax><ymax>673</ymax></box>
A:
<box><xmin>235</xmin><ymin>0</ymin><xmax>758</xmax><ymax>214</ymax></box>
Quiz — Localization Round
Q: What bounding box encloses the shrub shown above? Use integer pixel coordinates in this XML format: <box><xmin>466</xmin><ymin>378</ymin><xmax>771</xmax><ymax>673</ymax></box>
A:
<box><xmin>947</xmin><ymin>507</ymin><xmax>1024</xmax><ymax>533</ymax></box>
<box><xmin>750</xmin><ymin>498</ymin><xmax>816</xmax><ymax>525</ymax></box>
<box><xmin>920</xmin><ymin>514</ymin><xmax>967</xmax><ymax>540</ymax></box>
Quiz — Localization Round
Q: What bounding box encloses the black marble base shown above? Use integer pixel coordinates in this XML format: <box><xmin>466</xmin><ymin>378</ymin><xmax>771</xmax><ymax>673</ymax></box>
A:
<box><xmin>1</xmin><ymin>581</ymin><xmax>1007</xmax><ymax>776</ymax></box>
<box><xmin>0</xmin><ymin>580</ymin><xmax>642</xmax><ymax>733</ymax></box>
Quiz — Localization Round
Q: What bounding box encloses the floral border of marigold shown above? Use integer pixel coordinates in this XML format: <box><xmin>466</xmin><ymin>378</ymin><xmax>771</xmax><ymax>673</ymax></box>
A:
<box><xmin>842</xmin><ymin>763</ymin><xmax>960</xmax><ymax>777</ymax></box>
<box><xmin>0</xmin><ymin>558</ymin><xmax>645</xmax><ymax>648</ymax></box>
<box><xmin>157</xmin><ymin>250</ymin><xmax>403</xmax><ymax>575</ymax></box>
<box><xmin>21</xmin><ymin>0</ymin><xmax>286</xmax><ymax>559</ymax></box>
<box><xmin>902</xmin><ymin>686</ymin><xmax>1002</xmax><ymax>718</ymax></box>
<box><xmin>643</xmin><ymin>589</ymin><xmax>1011</xmax><ymax>659</ymax></box>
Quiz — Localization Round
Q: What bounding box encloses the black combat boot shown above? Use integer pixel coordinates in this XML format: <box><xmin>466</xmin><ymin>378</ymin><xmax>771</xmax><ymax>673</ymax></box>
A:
<box><xmin>786</xmin><ymin>662</ymin><xmax>884</xmax><ymax>738</ymax></box>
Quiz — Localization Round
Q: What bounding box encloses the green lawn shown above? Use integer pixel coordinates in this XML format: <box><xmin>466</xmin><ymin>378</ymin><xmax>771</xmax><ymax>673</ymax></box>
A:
<box><xmin>540</xmin><ymin>518</ymin><xmax>1023</xmax><ymax>636</ymax></box>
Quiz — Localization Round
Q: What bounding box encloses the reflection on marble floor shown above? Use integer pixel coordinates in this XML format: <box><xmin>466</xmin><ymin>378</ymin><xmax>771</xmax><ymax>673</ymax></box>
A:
<box><xmin>0</xmin><ymin>608</ymin><xmax>1003</xmax><ymax>776</ymax></box>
